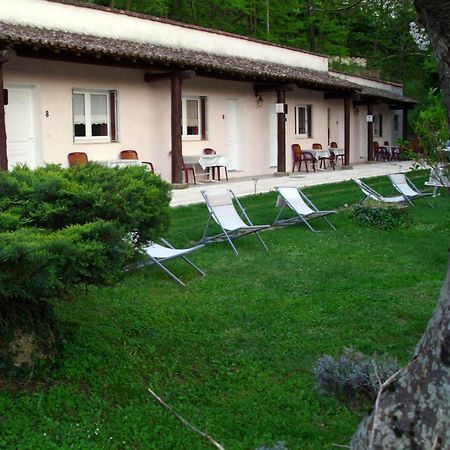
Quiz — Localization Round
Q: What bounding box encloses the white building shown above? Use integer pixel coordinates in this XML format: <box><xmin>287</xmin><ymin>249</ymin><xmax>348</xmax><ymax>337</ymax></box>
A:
<box><xmin>0</xmin><ymin>0</ymin><xmax>415</xmax><ymax>182</ymax></box>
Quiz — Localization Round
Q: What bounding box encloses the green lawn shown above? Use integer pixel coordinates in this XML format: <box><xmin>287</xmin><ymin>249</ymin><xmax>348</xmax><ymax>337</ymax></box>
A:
<box><xmin>1</xmin><ymin>173</ymin><xmax>449</xmax><ymax>450</ymax></box>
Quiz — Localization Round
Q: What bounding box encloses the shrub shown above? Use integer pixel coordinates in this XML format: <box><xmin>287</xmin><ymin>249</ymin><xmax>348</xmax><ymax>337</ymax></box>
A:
<box><xmin>0</xmin><ymin>164</ymin><xmax>171</xmax><ymax>377</ymax></box>
<box><xmin>351</xmin><ymin>204</ymin><xmax>412</xmax><ymax>230</ymax></box>
<box><xmin>0</xmin><ymin>163</ymin><xmax>171</xmax><ymax>243</ymax></box>
<box><xmin>0</xmin><ymin>221</ymin><xmax>133</xmax><ymax>302</ymax></box>
<box><xmin>313</xmin><ymin>348</ymin><xmax>399</xmax><ymax>405</ymax></box>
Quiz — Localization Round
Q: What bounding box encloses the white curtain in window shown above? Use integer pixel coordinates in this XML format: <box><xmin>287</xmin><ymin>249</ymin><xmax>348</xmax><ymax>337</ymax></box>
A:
<box><xmin>73</xmin><ymin>93</ymin><xmax>86</xmax><ymax>125</ymax></box>
<box><xmin>186</xmin><ymin>99</ymin><xmax>199</xmax><ymax>127</ymax></box>
<box><xmin>91</xmin><ymin>94</ymin><xmax>108</xmax><ymax>124</ymax></box>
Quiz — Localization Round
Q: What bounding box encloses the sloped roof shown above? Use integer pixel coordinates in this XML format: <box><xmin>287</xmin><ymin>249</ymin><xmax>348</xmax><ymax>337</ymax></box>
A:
<box><xmin>0</xmin><ymin>20</ymin><xmax>416</xmax><ymax>106</ymax></box>
<box><xmin>358</xmin><ymin>85</ymin><xmax>416</xmax><ymax>106</ymax></box>
<box><xmin>0</xmin><ymin>22</ymin><xmax>356</xmax><ymax>92</ymax></box>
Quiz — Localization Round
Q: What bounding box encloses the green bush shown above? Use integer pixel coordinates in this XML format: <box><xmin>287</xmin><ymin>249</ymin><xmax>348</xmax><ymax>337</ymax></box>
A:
<box><xmin>351</xmin><ymin>204</ymin><xmax>412</xmax><ymax>230</ymax></box>
<box><xmin>0</xmin><ymin>221</ymin><xmax>134</xmax><ymax>302</ymax></box>
<box><xmin>0</xmin><ymin>164</ymin><xmax>171</xmax><ymax>243</ymax></box>
<box><xmin>0</xmin><ymin>164</ymin><xmax>171</xmax><ymax>376</ymax></box>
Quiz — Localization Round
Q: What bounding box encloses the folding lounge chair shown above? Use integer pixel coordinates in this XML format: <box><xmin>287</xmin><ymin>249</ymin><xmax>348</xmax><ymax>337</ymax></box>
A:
<box><xmin>425</xmin><ymin>166</ymin><xmax>450</xmax><ymax>196</ymax></box>
<box><xmin>353</xmin><ymin>178</ymin><xmax>407</xmax><ymax>205</ymax></box>
<box><xmin>200</xmin><ymin>189</ymin><xmax>269</xmax><ymax>255</ymax></box>
<box><xmin>130</xmin><ymin>238</ymin><xmax>205</xmax><ymax>286</ymax></box>
<box><xmin>388</xmin><ymin>173</ymin><xmax>433</xmax><ymax>207</ymax></box>
<box><xmin>273</xmin><ymin>186</ymin><xmax>336</xmax><ymax>232</ymax></box>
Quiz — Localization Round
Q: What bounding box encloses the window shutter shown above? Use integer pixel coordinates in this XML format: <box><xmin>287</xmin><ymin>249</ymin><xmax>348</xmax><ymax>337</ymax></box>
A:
<box><xmin>109</xmin><ymin>91</ymin><xmax>117</xmax><ymax>142</ymax></box>
<box><xmin>307</xmin><ymin>105</ymin><xmax>312</xmax><ymax>138</ymax></box>
<box><xmin>200</xmin><ymin>97</ymin><xmax>207</xmax><ymax>140</ymax></box>
<box><xmin>379</xmin><ymin>113</ymin><xmax>383</xmax><ymax>137</ymax></box>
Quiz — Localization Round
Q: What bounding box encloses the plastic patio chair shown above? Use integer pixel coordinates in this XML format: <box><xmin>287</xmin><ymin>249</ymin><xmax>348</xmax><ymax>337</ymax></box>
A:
<box><xmin>68</xmin><ymin>152</ymin><xmax>88</xmax><ymax>166</ymax></box>
<box><xmin>120</xmin><ymin>149</ymin><xmax>154</xmax><ymax>172</ymax></box>
<box><xmin>273</xmin><ymin>186</ymin><xmax>336</xmax><ymax>232</ymax></box>
<box><xmin>353</xmin><ymin>178</ymin><xmax>407</xmax><ymax>205</ymax></box>
<box><xmin>388</xmin><ymin>173</ymin><xmax>433</xmax><ymax>207</ymax></box>
<box><xmin>128</xmin><ymin>237</ymin><xmax>205</xmax><ymax>286</ymax></box>
<box><xmin>200</xmin><ymin>189</ymin><xmax>269</xmax><ymax>255</ymax></box>
<box><xmin>425</xmin><ymin>166</ymin><xmax>450</xmax><ymax>196</ymax></box>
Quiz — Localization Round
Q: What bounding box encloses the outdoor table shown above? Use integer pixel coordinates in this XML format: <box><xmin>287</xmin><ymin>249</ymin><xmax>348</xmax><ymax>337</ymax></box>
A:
<box><xmin>184</xmin><ymin>154</ymin><xmax>229</xmax><ymax>170</ymax></box>
<box><xmin>184</xmin><ymin>154</ymin><xmax>230</xmax><ymax>181</ymax></box>
<box><xmin>383</xmin><ymin>145</ymin><xmax>400</xmax><ymax>160</ymax></box>
<box><xmin>97</xmin><ymin>159</ymin><xmax>144</xmax><ymax>168</ymax></box>
<box><xmin>306</xmin><ymin>149</ymin><xmax>331</xmax><ymax>160</ymax></box>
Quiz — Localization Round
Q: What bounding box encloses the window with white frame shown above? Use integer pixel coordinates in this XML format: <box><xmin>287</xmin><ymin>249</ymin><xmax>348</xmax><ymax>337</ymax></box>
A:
<box><xmin>373</xmin><ymin>113</ymin><xmax>383</xmax><ymax>138</ymax></box>
<box><xmin>73</xmin><ymin>90</ymin><xmax>117</xmax><ymax>142</ymax></box>
<box><xmin>182</xmin><ymin>96</ymin><xmax>207</xmax><ymax>139</ymax></box>
<box><xmin>294</xmin><ymin>105</ymin><xmax>312</xmax><ymax>138</ymax></box>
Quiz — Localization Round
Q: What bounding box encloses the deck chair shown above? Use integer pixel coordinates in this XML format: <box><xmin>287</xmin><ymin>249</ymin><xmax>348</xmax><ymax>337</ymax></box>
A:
<box><xmin>388</xmin><ymin>173</ymin><xmax>433</xmax><ymax>207</ymax></box>
<box><xmin>200</xmin><ymin>189</ymin><xmax>269</xmax><ymax>255</ymax></box>
<box><xmin>273</xmin><ymin>186</ymin><xmax>336</xmax><ymax>232</ymax></box>
<box><xmin>425</xmin><ymin>166</ymin><xmax>450</xmax><ymax>196</ymax></box>
<box><xmin>129</xmin><ymin>238</ymin><xmax>205</xmax><ymax>286</ymax></box>
<box><xmin>353</xmin><ymin>178</ymin><xmax>407</xmax><ymax>205</ymax></box>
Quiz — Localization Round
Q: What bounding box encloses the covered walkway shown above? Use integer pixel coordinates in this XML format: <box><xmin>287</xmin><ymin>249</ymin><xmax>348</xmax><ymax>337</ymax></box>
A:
<box><xmin>170</xmin><ymin>160</ymin><xmax>415</xmax><ymax>206</ymax></box>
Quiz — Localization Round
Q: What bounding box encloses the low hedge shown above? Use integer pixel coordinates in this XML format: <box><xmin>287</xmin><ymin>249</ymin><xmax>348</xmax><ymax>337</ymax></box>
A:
<box><xmin>0</xmin><ymin>163</ymin><xmax>171</xmax><ymax>243</ymax></box>
<box><xmin>0</xmin><ymin>164</ymin><xmax>171</xmax><ymax>376</ymax></box>
<box><xmin>351</xmin><ymin>203</ymin><xmax>412</xmax><ymax>230</ymax></box>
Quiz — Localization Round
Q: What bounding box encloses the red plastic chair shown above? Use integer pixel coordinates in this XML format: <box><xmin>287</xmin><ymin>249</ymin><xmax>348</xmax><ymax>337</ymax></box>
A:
<box><xmin>68</xmin><ymin>152</ymin><xmax>88</xmax><ymax>166</ymax></box>
<box><xmin>120</xmin><ymin>150</ymin><xmax>154</xmax><ymax>172</ymax></box>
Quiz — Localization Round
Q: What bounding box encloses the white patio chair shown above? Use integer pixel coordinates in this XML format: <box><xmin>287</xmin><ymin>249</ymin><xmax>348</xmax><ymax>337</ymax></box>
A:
<box><xmin>388</xmin><ymin>173</ymin><xmax>433</xmax><ymax>207</ymax></box>
<box><xmin>200</xmin><ymin>189</ymin><xmax>269</xmax><ymax>255</ymax></box>
<box><xmin>128</xmin><ymin>238</ymin><xmax>205</xmax><ymax>286</ymax></box>
<box><xmin>353</xmin><ymin>178</ymin><xmax>407</xmax><ymax>205</ymax></box>
<box><xmin>424</xmin><ymin>166</ymin><xmax>450</xmax><ymax>196</ymax></box>
<box><xmin>273</xmin><ymin>186</ymin><xmax>336</xmax><ymax>232</ymax></box>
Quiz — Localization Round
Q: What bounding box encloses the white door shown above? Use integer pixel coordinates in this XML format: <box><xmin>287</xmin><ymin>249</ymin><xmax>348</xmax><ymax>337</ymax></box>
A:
<box><xmin>358</xmin><ymin>110</ymin><xmax>367</xmax><ymax>159</ymax></box>
<box><xmin>269</xmin><ymin>103</ymin><xmax>277</xmax><ymax>167</ymax></box>
<box><xmin>5</xmin><ymin>86</ymin><xmax>36</xmax><ymax>169</ymax></box>
<box><xmin>226</xmin><ymin>98</ymin><xmax>242</xmax><ymax>171</ymax></box>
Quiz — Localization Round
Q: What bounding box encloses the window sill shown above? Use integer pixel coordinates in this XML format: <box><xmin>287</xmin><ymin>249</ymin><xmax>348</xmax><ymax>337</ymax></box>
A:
<box><xmin>74</xmin><ymin>138</ymin><xmax>112</xmax><ymax>144</ymax></box>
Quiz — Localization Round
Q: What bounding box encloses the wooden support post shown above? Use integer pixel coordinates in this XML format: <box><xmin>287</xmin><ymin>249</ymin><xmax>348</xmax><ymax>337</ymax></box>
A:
<box><xmin>344</xmin><ymin>96</ymin><xmax>351</xmax><ymax>166</ymax></box>
<box><xmin>367</xmin><ymin>103</ymin><xmax>374</xmax><ymax>161</ymax></box>
<box><xmin>145</xmin><ymin>70</ymin><xmax>195</xmax><ymax>184</ymax></box>
<box><xmin>276</xmin><ymin>89</ymin><xmax>286</xmax><ymax>173</ymax></box>
<box><xmin>0</xmin><ymin>48</ymin><xmax>15</xmax><ymax>171</ymax></box>
<box><xmin>171</xmin><ymin>76</ymin><xmax>183</xmax><ymax>184</ymax></box>
<box><xmin>0</xmin><ymin>62</ymin><xmax>7</xmax><ymax>171</ymax></box>
<box><xmin>402</xmin><ymin>108</ymin><xmax>408</xmax><ymax>141</ymax></box>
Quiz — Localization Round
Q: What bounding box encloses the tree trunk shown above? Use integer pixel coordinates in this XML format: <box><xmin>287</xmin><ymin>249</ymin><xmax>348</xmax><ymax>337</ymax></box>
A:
<box><xmin>350</xmin><ymin>255</ymin><xmax>450</xmax><ymax>449</ymax></box>
<box><xmin>414</xmin><ymin>0</ymin><xmax>450</xmax><ymax>134</ymax></box>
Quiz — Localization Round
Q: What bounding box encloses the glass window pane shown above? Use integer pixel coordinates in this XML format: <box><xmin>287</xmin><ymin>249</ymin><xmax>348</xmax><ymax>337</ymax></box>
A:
<box><xmin>297</xmin><ymin>107</ymin><xmax>306</xmax><ymax>135</ymax></box>
<box><xmin>91</xmin><ymin>94</ymin><xmax>108</xmax><ymax>137</ymax></box>
<box><xmin>186</xmin><ymin>99</ymin><xmax>199</xmax><ymax>135</ymax></box>
<box><xmin>73</xmin><ymin>93</ymin><xmax>86</xmax><ymax>137</ymax></box>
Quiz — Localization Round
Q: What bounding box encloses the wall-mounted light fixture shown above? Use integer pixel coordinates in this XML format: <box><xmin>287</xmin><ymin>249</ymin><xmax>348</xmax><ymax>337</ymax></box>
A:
<box><xmin>256</xmin><ymin>95</ymin><xmax>264</xmax><ymax>108</ymax></box>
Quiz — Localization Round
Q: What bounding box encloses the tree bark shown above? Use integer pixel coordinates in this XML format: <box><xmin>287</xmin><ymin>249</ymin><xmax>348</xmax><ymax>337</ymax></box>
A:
<box><xmin>414</xmin><ymin>0</ymin><xmax>450</xmax><ymax>134</ymax></box>
<box><xmin>350</xmin><ymin>255</ymin><xmax>450</xmax><ymax>449</ymax></box>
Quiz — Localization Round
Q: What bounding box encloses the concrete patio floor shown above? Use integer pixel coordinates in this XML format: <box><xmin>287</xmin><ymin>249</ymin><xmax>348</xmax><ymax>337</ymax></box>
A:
<box><xmin>170</xmin><ymin>160</ymin><xmax>415</xmax><ymax>207</ymax></box>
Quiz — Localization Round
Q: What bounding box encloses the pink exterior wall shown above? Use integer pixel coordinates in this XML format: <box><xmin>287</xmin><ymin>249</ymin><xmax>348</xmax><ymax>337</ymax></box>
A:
<box><xmin>5</xmin><ymin>56</ymin><xmax>399</xmax><ymax>180</ymax></box>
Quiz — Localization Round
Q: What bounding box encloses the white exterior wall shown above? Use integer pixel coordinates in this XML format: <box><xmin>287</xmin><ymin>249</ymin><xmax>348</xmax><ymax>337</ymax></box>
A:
<box><xmin>1</xmin><ymin>0</ymin><xmax>328</xmax><ymax>72</ymax></box>
<box><xmin>5</xmin><ymin>57</ymin><xmax>333</xmax><ymax>180</ymax></box>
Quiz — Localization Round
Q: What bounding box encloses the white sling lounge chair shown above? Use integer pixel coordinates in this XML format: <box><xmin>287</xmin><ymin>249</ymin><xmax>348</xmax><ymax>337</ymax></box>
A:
<box><xmin>200</xmin><ymin>189</ymin><xmax>269</xmax><ymax>255</ymax></box>
<box><xmin>131</xmin><ymin>238</ymin><xmax>205</xmax><ymax>286</ymax></box>
<box><xmin>388</xmin><ymin>173</ymin><xmax>433</xmax><ymax>207</ymax></box>
<box><xmin>273</xmin><ymin>186</ymin><xmax>336</xmax><ymax>232</ymax></box>
<box><xmin>424</xmin><ymin>166</ymin><xmax>450</xmax><ymax>196</ymax></box>
<box><xmin>353</xmin><ymin>178</ymin><xmax>407</xmax><ymax>205</ymax></box>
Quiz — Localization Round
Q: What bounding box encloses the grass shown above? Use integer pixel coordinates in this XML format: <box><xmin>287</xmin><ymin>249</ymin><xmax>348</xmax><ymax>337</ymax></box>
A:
<box><xmin>1</xmin><ymin>173</ymin><xmax>449</xmax><ymax>450</ymax></box>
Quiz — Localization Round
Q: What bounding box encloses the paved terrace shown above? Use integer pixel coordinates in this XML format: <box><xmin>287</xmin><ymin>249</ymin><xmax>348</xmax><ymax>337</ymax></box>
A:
<box><xmin>170</xmin><ymin>161</ymin><xmax>415</xmax><ymax>207</ymax></box>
